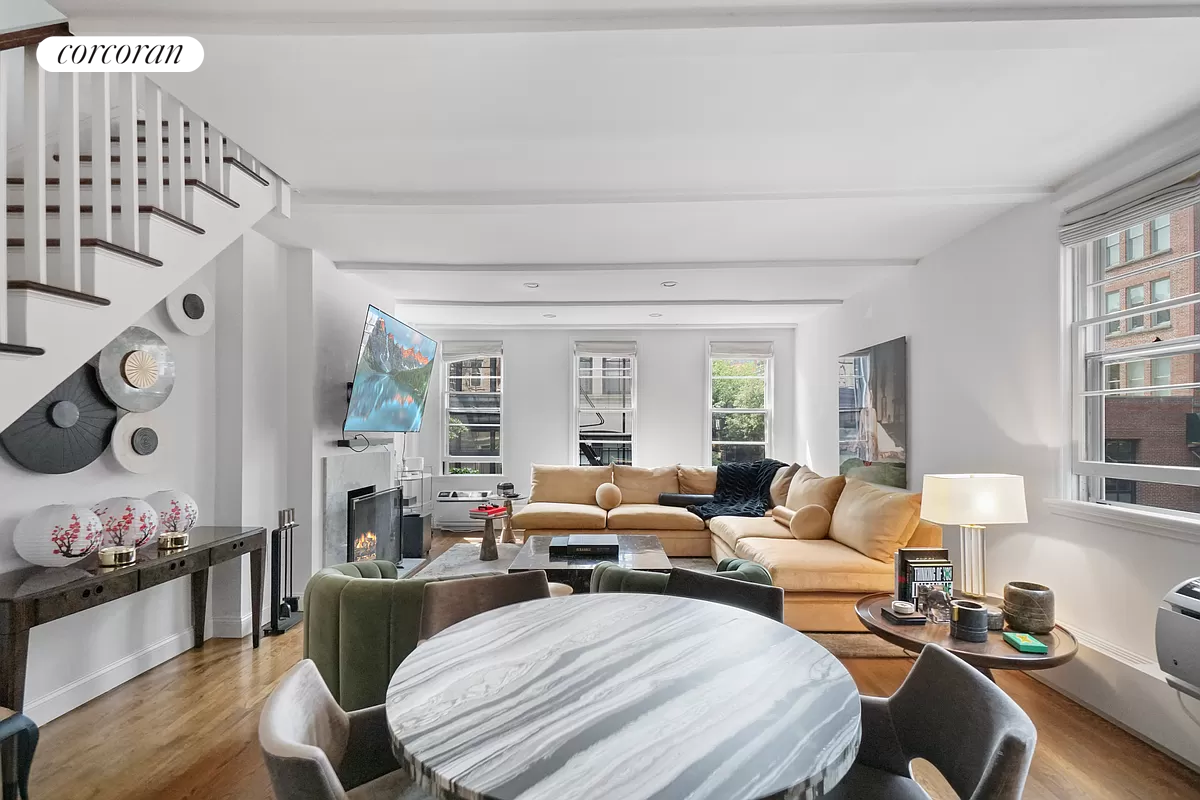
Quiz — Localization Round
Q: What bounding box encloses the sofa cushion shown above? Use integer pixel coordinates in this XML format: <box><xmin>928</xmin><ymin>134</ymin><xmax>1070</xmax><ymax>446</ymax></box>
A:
<box><xmin>614</xmin><ymin>465</ymin><xmax>680</xmax><ymax>504</ymax></box>
<box><xmin>789</xmin><ymin>504</ymin><xmax>833</xmax><ymax>540</ymax></box>
<box><xmin>607</xmin><ymin>504</ymin><xmax>705</xmax><ymax>531</ymax></box>
<box><xmin>678</xmin><ymin>465</ymin><xmax>717</xmax><ymax>495</ymax></box>
<box><xmin>510</xmin><ymin>502</ymin><xmax>607</xmax><ymax>530</ymax></box>
<box><xmin>595</xmin><ymin>482</ymin><xmax>622</xmax><ymax>510</ymax></box>
<box><xmin>709</xmin><ymin>515</ymin><xmax>794</xmax><ymax>552</ymax></box>
<box><xmin>733</xmin><ymin>537</ymin><xmax>894</xmax><ymax>593</ymax></box>
<box><xmin>528</xmin><ymin>464</ymin><xmax>613</xmax><ymax>505</ymax></box>
<box><xmin>785</xmin><ymin>467</ymin><xmax>846</xmax><ymax>514</ymax></box>
<box><xmin>769</xmin><ymin>463</ymin><xmax>801</xmax><ymax>507</ymax></box>
<box><xmin>828</xmin><ymin>477</ymin><xmax>922</xmax><ymax>562</ymax></box>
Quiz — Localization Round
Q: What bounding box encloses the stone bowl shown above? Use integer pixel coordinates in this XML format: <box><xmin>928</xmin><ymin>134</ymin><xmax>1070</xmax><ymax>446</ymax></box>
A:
<box><xmin>1003</xmin><ymin>581</ymin><xmax>1055</xmax><ymax>634</ymax></box>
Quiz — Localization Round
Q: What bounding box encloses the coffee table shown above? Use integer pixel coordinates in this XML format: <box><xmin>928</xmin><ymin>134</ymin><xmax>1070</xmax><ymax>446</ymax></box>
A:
<box><xmin>507</xmin><ymin>534</ymin><xmax>670</xmax><ymax>594</ymax></box>
<box><xmin>855</xmin><ymin>592</ymin><xmax>1078</xmax><ymax>680</ymax></box>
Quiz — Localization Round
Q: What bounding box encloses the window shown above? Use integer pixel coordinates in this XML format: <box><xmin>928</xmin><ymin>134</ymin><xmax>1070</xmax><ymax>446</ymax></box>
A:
<box><xmin>1152</xmin><ymin>278</ymin><xmax>1171</xmax><ymax>326</ymax></box>
<box><xmin>1126</xmin><ymin>360</ymin><xmax>1146</xmax><ymax>393</ymax></box>
<box><xmin>1126</xmin><ymin>285</ymin><xmax>1146</xmax><ymax>330</ymax></box>
<box><xmin>1151</xmin><ymin>357</ymin><xmax>1172</xmax><ymax>396</ymax></box>
<box><xmin>1126</xmin><ymin>224</ymin><xmax>1145</xmax><ymax>261</ymax></box>
<box><xmin>1066</xmin><ymin>189</ymin><xmax>1200</xmax><ymax>517</ymax></box>
<box><xmin>1152</xmin><ymin>214</ymin><xmax>1171</xmax><ymax>252</ymax></box>
<box><xmin>1104</xmin><ymin>291</ymin><xmax>1121</xmax><ymax>335</ymax></box>
<box><xmin>575</xmin><ymin>341</ymin><xmax>635</xmax><ymax>466</ymax></box>
<box><xmin>442</xmin><ymin>342</ymin><xmax>502</xmax><ymax>475</ymax></box>
<box><xmin>1102</xmin><ymin>233</ymin><xmax>1121</xmax><ymax>267</ymax></box>
<box><xmin>708</xmin><ymin>341</ymin><xmax>773</xmax><ymax>464</ymax></box>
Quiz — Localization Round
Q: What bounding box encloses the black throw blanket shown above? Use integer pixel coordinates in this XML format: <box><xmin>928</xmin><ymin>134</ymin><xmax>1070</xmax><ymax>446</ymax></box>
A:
<box><xmin>688</xmin><ymin>459</ymin><xmax>786</xmax><ymax>520</ymax></box>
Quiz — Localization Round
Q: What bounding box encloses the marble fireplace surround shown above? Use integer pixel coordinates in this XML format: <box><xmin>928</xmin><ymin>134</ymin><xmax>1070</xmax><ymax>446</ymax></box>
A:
<box><xmin>323</xmin><ymin>451</ymin><xmax>392</xmax><ymax>567</ymax></box>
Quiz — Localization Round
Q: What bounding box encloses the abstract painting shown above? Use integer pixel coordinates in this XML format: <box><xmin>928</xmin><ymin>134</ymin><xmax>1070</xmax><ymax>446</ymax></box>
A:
<box><xmin>838</xmin><ymin>336</ymin><xmax>908</xmax><ymax>488</ymax></box>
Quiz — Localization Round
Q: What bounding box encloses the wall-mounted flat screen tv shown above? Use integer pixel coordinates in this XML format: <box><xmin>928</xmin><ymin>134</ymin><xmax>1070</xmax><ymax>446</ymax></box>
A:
<box><xmin>343</xmin><ymin>306</ymin><xmax>438</xmax><ymax>433</ymax></box>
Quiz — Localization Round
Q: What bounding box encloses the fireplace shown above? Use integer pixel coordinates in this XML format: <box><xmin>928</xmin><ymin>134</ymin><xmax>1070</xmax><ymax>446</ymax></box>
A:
<box><xmin>347</xmin><ymin>485</ymin><xmax>402</xmax><ymax>563</ymax></box>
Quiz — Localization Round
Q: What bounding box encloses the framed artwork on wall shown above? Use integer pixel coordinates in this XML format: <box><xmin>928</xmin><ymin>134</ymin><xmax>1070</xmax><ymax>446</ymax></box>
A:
<box><xmin>838</xmin><ymin>336</ymin><xmax>908</xmax><ymax>488</ymax></box>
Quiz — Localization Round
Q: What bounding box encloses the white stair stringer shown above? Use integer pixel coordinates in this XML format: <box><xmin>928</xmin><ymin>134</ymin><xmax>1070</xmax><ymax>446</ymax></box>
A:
<box><xmin>0</xmin><ymin>166</ymin><xmax>278</xmax><ymax>432</ymax></box>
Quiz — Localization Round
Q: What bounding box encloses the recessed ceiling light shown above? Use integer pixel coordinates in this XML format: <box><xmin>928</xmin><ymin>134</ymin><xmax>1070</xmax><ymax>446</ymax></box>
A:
<box><xmin>542</xmin><ymin>313</ymin><xmax>556</xmax><ymax>318</ymax></box>
<box><xmin>524</xmin><ymin>282</ymin><xmax>539</xmax><ymax>288</ymax></box>
<box><xmin>661</xmin><ymin>281</ymin><xmax>678</xmax><ymax>288</ymax></box>
<box><xmin>649</xmin><ymin>313</ymin><xmax>663</xmax><ymax>318</ymax></box>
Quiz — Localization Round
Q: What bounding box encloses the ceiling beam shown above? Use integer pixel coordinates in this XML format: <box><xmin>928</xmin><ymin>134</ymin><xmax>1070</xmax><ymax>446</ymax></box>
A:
<box><xmin>339</xmin><ymin>258</ymin><xmax>917</xmax><ymax>273</ymax></box>
<box><xmin>297</xmin><ymin>186</ymin><xmax>1052</xmax><ymax>208</ymax></box>
<box><xmin>394</xmin><ymin>299</ymin><xmax>841</xmax><ymax>308</ymax></box>
<box><xmin>66</xmin><ymin>5</ymin><xmax>1200</xmax><ymax>36</ymax></box>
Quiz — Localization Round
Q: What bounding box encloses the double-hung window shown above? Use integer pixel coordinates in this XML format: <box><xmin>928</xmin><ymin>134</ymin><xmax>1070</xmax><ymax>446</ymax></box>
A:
<box><xmin>442</xmin><ymin>341</ymin><xmax>503</xmax><ymax>475</ymax></box>
<box><xmin>708</xmin><ymin>341</ymin><xmax>773</xmax><ymax>465</ymax></box>
<box><xmin>1126</xmin><ymin>224</ymin><xmax>1145</xmax><ymax>261</ymax></box>
<box><xmin>575</xmin><ymin>341</ymin><xmax>635</xmax><ymax>466</ymax></box>
<box><xmin>1064</xmin><ymin>171</ymin><xmax>1200</xmax><ymax>516</ymax></box>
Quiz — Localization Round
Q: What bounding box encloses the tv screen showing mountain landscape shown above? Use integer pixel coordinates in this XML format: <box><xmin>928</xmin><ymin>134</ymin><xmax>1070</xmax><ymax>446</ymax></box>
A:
<box><xmin>344</xmin><ymin>306</ymin><xmax>438</xmax><ymax>433</ymax></box>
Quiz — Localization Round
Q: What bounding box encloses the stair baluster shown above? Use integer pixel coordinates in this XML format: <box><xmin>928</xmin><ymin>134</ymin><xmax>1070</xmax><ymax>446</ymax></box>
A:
<box><xmin>189</xmin><ymin>107</ymin><xmax>207</xmax><ymax>186</ymax></box>
<box><xmin>90</xmin><ymin>73</ymin><xmax>113</xmax><ymax>243</ymax></box>
<box><xmin>144</xmin><ymin>78</ymin><xmax>165</xmax><ymax>214</ymax></box>
<box><xmin>56</xmin><ymin>71</ymin><xmax>82</xmax><ymax>292</ymax></box>
<box><xmin>165</xmin><ymin>96</ymin><xmax>186</xmax><ymax>219</ymax></box>
<box><xmin>211</xmin><ymin>124</ymin><xmax>226</xmax><ymax>196</ymax></box>
<box><xmin>116</xmin><ymin>72</ymin><xmax>139</xmax><ymax>252</ymax></box>
<box><xmin>0</xmin><ymin>51</ymin><xmax>8</xmax><ymax>343</ymax></box>
<box><xmin>21</xmin><ymin>47</ymin><xmax>47</xmax><ymax>284</ymax></box>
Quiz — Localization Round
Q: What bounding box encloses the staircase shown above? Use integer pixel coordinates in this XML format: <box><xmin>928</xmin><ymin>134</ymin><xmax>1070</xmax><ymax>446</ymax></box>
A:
<box><xmin>0</xmin><ymin>40</ymin><xmax>287</xmax><ymax>431</ymax></box>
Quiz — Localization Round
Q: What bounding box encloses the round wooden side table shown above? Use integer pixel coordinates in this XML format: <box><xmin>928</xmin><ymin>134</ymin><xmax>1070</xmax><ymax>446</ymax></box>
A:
<box><xmin>854</xmin><ymin>592</ymin><xmax>1078</xmax><ymax>681</ymax></box>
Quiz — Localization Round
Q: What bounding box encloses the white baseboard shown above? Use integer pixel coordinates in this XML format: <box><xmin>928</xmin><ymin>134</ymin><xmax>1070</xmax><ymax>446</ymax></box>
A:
<box><xmin>1032</xmin><ymin>622</ymin><xmax>1200</xmax><ymax>773</ymax></box>
<box><xmin>211</xmin><ymin>612</ymin><xmax>254</xmax><ymax>639</ymax></box>
<box><xmin>24</xmin><ymin>629</ymin><xmax>195</xmax><ymax>726</ymax></box>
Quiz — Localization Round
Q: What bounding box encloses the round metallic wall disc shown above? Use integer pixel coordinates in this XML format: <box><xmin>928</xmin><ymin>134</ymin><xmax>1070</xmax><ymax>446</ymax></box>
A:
<box><xmin>165</xmin><ymin>282</ymin><xmax>214</xmax><ymax>336</ymax></box>
<box><xmin>98</xmin><ymin>326</ymin><xmax>175</xmax><ymax>412</ymax></box>
<box><xmin>1</xmin><ymin>365</ymin><xmax>118</xmax><ymax>474</ymax></box>
<box><xmin>109</xmin><ymin>411</ymin><xmax>167</xmax><ymax>474</ymax></box>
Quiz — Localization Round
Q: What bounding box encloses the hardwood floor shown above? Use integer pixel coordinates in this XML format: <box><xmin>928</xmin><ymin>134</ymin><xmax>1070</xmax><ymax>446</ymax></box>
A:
<box><xmin>28</xmin><ymin>538</ymin><xmax>1200</xmax><ymax>800</ymax></box>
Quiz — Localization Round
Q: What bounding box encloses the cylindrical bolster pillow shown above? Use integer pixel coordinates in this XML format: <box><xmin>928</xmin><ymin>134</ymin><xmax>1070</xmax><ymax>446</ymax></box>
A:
<box><xmin>789</xmin><ymin>504</ymin><xmax>832</xmax><ymax>540</ymax></box>
<box><xmin>770</xmin><ymin>506</ymin><xmax>795</xmax><ymax>526</ymax></box>
<box><xmin>595</xmin><ymin>482</ymin><xmax>623</xmax><ymax>510</ymax></box>
<box><xmin>658</xmin><ymin>493</ymin><xmax>715</xmax><ymax>507</ymax></box>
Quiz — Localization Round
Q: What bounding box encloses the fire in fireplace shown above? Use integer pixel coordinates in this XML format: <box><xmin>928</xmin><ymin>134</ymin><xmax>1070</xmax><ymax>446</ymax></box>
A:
<box><xmin>347</xmin><ymin>485</ymin><xmax>401</xmax><ymax>563</ymax></box>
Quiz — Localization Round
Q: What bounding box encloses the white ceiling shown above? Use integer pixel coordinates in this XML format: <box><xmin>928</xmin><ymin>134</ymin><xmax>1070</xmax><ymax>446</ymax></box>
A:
<box><xmin>58</xmin><ymin>1</ymin><xmax>1200</xmax><ymax>327</ymax></box>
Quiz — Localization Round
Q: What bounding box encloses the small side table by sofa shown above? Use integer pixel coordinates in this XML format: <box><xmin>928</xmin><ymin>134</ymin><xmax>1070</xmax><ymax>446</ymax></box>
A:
<box><xmin>854</xmin><ymin>592</ymin><xmax>1078</xmax><ymax>681</ymax></box>
<box><xmin>497</xmin><ymin>494</ymin><xmax>527</xmax><ymax>544</ymax></box>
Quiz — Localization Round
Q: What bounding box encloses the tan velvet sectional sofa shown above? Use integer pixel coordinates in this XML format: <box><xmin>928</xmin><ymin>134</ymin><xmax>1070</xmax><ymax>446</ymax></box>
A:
<box><xmin>510</xmin><ymin>463</ymin><xmax>942</xmax><ymax>631</ymax></box>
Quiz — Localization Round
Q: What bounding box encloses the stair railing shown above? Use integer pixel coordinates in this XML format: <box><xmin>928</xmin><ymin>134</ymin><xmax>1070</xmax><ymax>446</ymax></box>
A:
<box><xmin>0</xmin><ymin>42</ymin><xmax>271</xmax><ymax>349</ymax></box>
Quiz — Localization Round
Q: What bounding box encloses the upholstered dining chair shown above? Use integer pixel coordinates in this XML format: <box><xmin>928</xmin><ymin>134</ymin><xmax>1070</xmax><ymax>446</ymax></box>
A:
<box><xmin>418</xmin><ymin>570</ymin><xmax>551</xmax><ymax>640</ymax></box>
<box><xmin>0</xmin><ymin>708</ymin><xmax>38</xmax><ymax>800</ymax></box>
<box><xmin>664</xmin><ymin>567</ymin><xmax>785</xmax><ymax>622</ymax></box>
<box><xmin>826</xmin><ymin>644</ymin><xmax>1037</xmax><ymax>800</ymax></box>
<box><xmin>259</xmin><ymin>659</ymin><xmax>431</xmax><ymax>800</ymax></box>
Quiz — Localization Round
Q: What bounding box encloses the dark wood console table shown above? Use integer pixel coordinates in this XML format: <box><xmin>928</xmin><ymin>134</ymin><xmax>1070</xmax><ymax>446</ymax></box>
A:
<box><xmin>0</xmin><ymin>526</ymin><xmax>265</xmax><ymax>713</ymax></box>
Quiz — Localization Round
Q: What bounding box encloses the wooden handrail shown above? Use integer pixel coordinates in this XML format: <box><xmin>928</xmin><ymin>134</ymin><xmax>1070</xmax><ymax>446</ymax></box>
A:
<box><xmin>0</xmin><ymin>22</ymin><xmax>70</xmax><ymax>53</ymax></box>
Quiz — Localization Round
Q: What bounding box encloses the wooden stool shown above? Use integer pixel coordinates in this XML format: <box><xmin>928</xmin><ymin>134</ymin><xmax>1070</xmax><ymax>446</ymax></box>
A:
<box><xmin>0</xmin><ymin>709</ymin><xmax>38</xmax><ymax>800</ymax></box>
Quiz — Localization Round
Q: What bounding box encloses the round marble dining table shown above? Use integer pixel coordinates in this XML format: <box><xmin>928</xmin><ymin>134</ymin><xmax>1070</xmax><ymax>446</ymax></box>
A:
<box><xmin>385</xmin><ymin>593</ymin><xmax>861</xmax><ymax>800</ymax></box>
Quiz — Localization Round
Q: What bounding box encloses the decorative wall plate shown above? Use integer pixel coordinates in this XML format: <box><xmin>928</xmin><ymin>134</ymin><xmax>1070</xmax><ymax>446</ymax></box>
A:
<box><xmin>93</xmin><ymin>497</ymin><xmax>160</xmax><ymax>547</ymax></box>
<box><xmin>165</xmin><ymin>282</ymin><xmax>214</xmax><ymax>336</ymax></box>
<box><xmin>14</xmin><ymin>505</ymin><xmax>104</xmax><ymax>567</ymax></box>
<box><xmin>0</xmin><ymin>364</ymin><xmax>118</xmax><ymax>474</ymax></box>
<box><xmin>98</xmin><ymin>326</ymin><xmax>175</xmax><ymax>412</ymax></box>
<box><xmin>109</xmin><ymin>410</ymin><xmax>167</xmax><ymax>474</ymax></box>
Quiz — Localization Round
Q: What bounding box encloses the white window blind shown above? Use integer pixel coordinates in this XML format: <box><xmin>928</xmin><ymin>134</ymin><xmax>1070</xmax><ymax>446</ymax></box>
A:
<box><xmin>708</xmin><ymin>341</ymin><xmax>772</xmax><ymax>465</ymax></box>
<box><xmin>1060</xmin><ymin>166</ymin><xmax>1200</xmax><ymax>246</ymax></box>
<box><xmin>443</xmin><ymin>341</ymin><xmax>503</xmax><ymax>476</ymax></box>
<box><xmin>574</xmin><ymin>340</ymin><xmax>635</xmax><ymax>466</ymax></box>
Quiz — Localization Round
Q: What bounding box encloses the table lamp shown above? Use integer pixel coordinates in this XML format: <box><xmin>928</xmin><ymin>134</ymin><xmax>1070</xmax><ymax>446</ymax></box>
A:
<box><xmin>920</xmin><ymin>474</ymin><xmax>1027</xmax><ymax>598</ymax></box>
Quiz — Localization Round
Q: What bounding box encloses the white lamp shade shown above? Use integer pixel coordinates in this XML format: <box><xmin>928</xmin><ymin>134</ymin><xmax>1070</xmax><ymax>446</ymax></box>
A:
<box><xmin>920</xmin><ymin>474</ymin><xmax>1028</xmax><ymax>525</ymax></box>
<box><xmin>93</xmin><ymin>497</ymin><xmax>160</xmax><ymax>547</ymax></box>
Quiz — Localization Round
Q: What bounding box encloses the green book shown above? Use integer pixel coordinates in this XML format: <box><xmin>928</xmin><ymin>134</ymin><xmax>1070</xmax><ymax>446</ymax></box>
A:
<box><xmin>1003</xmin><ymin>631</ymin><xmax>1048</xmax><ymax>654</ymax></box>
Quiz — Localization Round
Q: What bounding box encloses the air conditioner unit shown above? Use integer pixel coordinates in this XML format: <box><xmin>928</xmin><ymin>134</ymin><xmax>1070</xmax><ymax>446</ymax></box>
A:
<box><xmin>1156</xmin><ymin>577</ymin><xmax>1200</xmax><ymax>701</ymax></box>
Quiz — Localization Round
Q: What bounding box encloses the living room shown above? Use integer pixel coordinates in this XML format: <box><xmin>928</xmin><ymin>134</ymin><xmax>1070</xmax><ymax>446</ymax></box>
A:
<box><xmin>3</xmin><ymin>0</ymin><xmax>1200</xmax><ymax>798</ymax></box>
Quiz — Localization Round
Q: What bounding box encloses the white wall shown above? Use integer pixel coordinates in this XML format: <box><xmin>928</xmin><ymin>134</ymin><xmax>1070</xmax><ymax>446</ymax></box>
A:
<box><xmin>794</xmin><ymin>200</ymin><xmax>1200</xmax><ymax>768</ymax></box>
<box><xmin>414</xmin><ymin>326</ymin><xmax>796</xmax><ymax>497</ymax></box>
<box><xmin>0</xmin><ymin>265</ymin><xmax>218</xmax><ymax>725</ymax></box>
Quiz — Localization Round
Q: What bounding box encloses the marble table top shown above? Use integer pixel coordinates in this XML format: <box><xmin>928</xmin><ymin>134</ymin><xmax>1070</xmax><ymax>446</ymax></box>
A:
<box><xmin>386</xmin><ymin>593</ymin><xmax>861</xmax><ymax>800</ymax></box>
